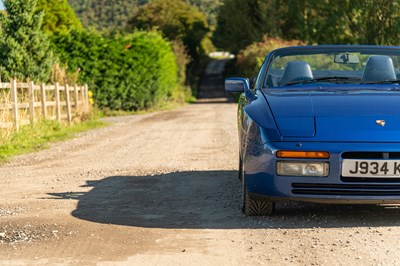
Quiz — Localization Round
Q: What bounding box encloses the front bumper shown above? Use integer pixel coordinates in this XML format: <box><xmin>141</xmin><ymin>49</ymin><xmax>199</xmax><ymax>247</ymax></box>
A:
<box><xmin>244</xmin><ymin>141</ymin><xmax>400</xmax><ymax>203</ymax></box>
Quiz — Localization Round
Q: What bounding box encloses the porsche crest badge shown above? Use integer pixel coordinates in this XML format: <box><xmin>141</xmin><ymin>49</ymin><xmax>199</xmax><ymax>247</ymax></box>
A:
<box><xmin>376</xmin><ymin>120</ymin><xmax>386</xmax><ymax>127</ymax></box>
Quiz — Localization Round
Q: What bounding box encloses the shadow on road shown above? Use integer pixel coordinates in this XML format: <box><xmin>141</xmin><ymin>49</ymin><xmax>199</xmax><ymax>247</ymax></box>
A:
<box><xmin>48</xmin><ymin>170</ymin><xmax>400</xmax><ymax>229</ymax></box>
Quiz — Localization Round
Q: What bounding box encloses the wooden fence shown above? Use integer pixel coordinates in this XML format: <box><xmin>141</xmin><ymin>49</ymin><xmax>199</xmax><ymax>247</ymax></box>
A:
<box><xmin>0</xmin><ymin>79</ymin><xmax>90</xmax><ymax>130</ymax></box>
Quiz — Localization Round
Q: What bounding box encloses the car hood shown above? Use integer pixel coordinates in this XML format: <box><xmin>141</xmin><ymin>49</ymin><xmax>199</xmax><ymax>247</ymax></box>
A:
<box><xmin>263</xmin><ymin>87</ymin><xmax>400</xmax><ymax>142</ymax></box>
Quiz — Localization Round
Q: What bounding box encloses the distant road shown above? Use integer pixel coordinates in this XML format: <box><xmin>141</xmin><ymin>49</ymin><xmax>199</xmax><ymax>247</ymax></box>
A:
<box><xmin>197</xmin><ymin>59</ymin><xmax>232</xmax><ymax>100</ymax></box>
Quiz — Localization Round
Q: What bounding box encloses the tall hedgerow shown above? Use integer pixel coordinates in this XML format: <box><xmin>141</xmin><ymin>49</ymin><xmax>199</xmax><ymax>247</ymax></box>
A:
<box><xmin>0</xmin><ymin>0</ymin><xmax>54</xmax><ymax>82</ymax></box>
<box><xmin>52</xmin><ymin>30</ymin><xmax>178</xmax><ymax>111</ymax></box>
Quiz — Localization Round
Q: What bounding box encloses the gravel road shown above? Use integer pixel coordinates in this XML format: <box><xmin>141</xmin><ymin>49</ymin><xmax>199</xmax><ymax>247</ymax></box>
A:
<box><xmin>1</xmin><ymin>60</ymin><xmax>400</xmax><ymax>265</ymax></box>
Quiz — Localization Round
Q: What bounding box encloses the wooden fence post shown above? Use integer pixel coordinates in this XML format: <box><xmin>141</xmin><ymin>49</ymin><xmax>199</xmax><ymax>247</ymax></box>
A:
<box><xmin>40</xmin><ymin>83</ymin><xmax>47</xmax><ymax>119</ymax></box>
<box><xmin>80</xmin><ymin>85</ymin><xmax>85</xmax><ymax>111</ymax></box>
<box><xmin>29</xmin><ymin>81</ymin><xmax>35</xmax><ymax>123</ymax></box>
<box><xmin>84</xmin><ymin>84</ymin><xmax>89</xmax><ymax>112</ymax></box>
<box><xmin>55</xmin><ymin>82</ymin><xmax>61</xmax><ymax>122</ymax></box>
<box><xmin>65</xmin><ymin>84</ymin><xmax>72</xmax><ymax>124</ymax></box>
<box><xmin>11</xmin><ymin>79</ymin><xmax>19</xmax><ymax>131</ymax></box>
<box><xmin>74</xmin><ymin>84</ymin><xmax>78</xmax><ymax>111</ymax></box>
<box><xmin>80</xmin><ymin>85</ymin><xmax>84</xmax><ymax>112</ymax></box>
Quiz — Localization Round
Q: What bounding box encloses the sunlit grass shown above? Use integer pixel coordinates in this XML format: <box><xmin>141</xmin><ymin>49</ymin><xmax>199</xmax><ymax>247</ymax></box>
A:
<box><xmin>0</xmin><ymin>117</ymin><xmax>106</xmax><ymax>163</ymax></box>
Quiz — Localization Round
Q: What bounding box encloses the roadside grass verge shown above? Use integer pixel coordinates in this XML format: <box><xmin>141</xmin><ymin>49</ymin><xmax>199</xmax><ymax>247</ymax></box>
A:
<box><xmin>0</xmin><ymin>117</ymin><xmax>106</xmax><ymax>163</ymax></box>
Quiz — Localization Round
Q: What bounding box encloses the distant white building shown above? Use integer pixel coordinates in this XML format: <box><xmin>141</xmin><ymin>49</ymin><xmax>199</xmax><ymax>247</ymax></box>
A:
<box><xmin>209</xmin><ymin>51</ymin><xmax>235</xmax><ymax>59</ymax></box>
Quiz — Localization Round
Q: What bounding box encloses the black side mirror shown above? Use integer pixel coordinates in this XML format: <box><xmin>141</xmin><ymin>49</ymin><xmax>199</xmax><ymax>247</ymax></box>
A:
<box><xmin>225</xmin><ymin>77</ymin><xmax>250</xmax><ymax>93</ymax></box>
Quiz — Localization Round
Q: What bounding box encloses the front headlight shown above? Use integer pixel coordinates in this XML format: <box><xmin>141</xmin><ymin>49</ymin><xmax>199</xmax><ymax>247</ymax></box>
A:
<box><xmin>277</xmin><ymin>161</ymin><xmax>329</xmax><ymax>177</ymax></box>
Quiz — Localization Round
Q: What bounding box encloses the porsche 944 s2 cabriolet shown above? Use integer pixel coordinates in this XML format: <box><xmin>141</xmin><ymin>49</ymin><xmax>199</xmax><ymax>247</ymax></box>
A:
<box><xmin>226</xmin><ymin>45</ymin><xmax>400</xmax><ymax>216</ymax></box>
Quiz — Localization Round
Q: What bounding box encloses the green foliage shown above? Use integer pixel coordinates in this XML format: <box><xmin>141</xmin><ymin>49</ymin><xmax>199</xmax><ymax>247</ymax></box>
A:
<box><xmin>283</xmin><ymin>0</ymin><xmax>400</xmax><ymax>45</ymax></box>
<box><xmin>68</xmin><ymin>0</ymin><xmax>147</xmax><ymax>31</ymax></box>
<box><xmin>0</xmin><ymin>0</ymin><xmax>54</xmax><ymax>82</ymax></box>
<box><xmin>52</xmin><ymin>30</ymin><xmax>179</xmax><ymax>111</ymax></box>
<box><xmin>128</xmin><ymin>0</ymin><xmax>209</xmax><ymax>61</ymax></box>
<box><xmin>67</xmin><ymin>0</ymin><xmax>219</xmax><ymax>31</ymax></box>
<box><xmin>214</xmin><ymin>0</ymin><xmax>400</xmax><ymax>53</ymax></box>
<box><xmin>214</xmin><ymin>0</ymin><xmax>282</xmax><ymax>53</ymax></box>
<box><xmin>236</xmin><ymin>36</ymin><xmax>304</xmax><ymax>77</ymax></box>
<box><xmin>36</xmin><ymin>0</ymin><xmax>83</xmax><ymax>34</ymax></box>
<box><xmin>67</xmin><ymin>0</ymin><xmax>213</xmax><ymax>100</ymax></box>
<box><xmin>171</xmin><ymin>40</ymin><xmax>190</xmax><ymax>86</ymax></box>
<box><xmin>187</xmin><ymin>0</ymin><xmax>221</xmax><ymax>27</ymax></box>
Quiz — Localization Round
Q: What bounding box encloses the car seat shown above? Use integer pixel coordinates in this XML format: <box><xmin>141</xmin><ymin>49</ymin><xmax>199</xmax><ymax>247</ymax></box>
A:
<box><xmin>280</xmin><ymin>61</ymin><xmax>313</xmax><ymax>86</ymax></box>
<box><xmin>362</xmin><ymin>55</ymin><xmax>396</xmax><ymax>83</ymax></box>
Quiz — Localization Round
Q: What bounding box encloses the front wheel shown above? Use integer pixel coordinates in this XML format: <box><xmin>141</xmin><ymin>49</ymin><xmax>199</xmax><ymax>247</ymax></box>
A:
<box><xmin>242</xmin><ymin>185</ymin><xmax>275</xmax><ymax>216</ymax></box>
<box><xmin>238</xmin><ymin>155</ymin><xmax>243</xmax><ymax>181</ymax></box>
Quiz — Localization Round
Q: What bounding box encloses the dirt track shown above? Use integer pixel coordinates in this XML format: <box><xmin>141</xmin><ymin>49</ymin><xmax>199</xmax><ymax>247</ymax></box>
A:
<box><xmin>1</xmin><ymin>60</ymin><xmax>400</xmax><ymax>265</ymax></box>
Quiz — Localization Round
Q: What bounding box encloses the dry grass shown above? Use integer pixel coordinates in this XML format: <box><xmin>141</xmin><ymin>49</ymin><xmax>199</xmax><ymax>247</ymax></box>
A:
<box><xmin>50</xmin><ymin>63</ymin><xmax>80</xmax><ymax>85</ymax></box>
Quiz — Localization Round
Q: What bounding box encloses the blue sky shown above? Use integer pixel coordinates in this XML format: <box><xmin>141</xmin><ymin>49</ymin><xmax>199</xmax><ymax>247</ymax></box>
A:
<box><xmin>0</xmin><ymin>1</ymin><xmax>3</xmax><ymax>10</ymax></box>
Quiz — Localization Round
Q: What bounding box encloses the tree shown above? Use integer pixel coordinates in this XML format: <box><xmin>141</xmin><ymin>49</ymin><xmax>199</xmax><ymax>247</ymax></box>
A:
<box><xmin>0</xmin><ymin>0</ymin><xmax>54</xmax><ymax>82</ymax></box>
<box><xmin>214</xmin><ymin>0</ymin><xmax>400</xmax><ymax>53</ymax></box>
<box><xmin>345</xmin><ymin>0</ymin><xmax>400</xmax><ymax>45</ymax></box>
<box><xmin>36</xmin><ymin>0</ymin><xmax>83</xmax><ymax>35</ymax></box>
<box><xmin>277</xmin><ymin>0</ymin><xmax>400</xmax><ymax>45</ymax></box>
<box><xmin>68</xmin><ymin>0</ymin><xmax>147</xmax><ymax>31</ymax></box>
<box><xmin>67</xmin><ymin>0</ymin><xmax>218</xmax><ymax>31</ymax></box>
<box><xmin>187</xmin><ymin>0</ymin><xmax>221</xmax><ymax>27</ymax></box>
<box><xmin>213</xmin><ymin>0</ymin><xmax>282</xmax><ymax>53</ymax></box>
<box><xmin>281</xmin><ymin>0</ymin><xmax>400</xmax><ymax>45</ymax></box>
<box><xmin>128</xmin><ymin>0</ymin><xmax>209</xmax><ymax>61</ymax></box>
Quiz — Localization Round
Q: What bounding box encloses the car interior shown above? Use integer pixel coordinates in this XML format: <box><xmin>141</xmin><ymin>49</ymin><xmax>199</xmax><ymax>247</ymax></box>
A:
<box><xmin>265</xmin><ymin>54</ymin><xmax>400</xmax><ymax>87</ymax></box>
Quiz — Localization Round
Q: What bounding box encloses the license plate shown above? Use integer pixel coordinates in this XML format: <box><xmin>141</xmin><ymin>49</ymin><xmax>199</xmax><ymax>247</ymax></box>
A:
<box><xmin>342</xmin><ymin>159</ymin><xmax>400</xmax><ymax>177</ymax></box>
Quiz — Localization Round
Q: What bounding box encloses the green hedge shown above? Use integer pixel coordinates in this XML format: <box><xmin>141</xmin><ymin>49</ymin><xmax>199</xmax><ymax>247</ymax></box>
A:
<box><xmin>52</xmin><ymin>30</ymin><xmax>178</xmax><ymax>111</ymax></box>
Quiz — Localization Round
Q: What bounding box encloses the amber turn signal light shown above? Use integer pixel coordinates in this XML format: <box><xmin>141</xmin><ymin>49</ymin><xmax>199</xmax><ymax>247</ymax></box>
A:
<box><xmin>276</xmin><ymin>151</ymin><xmax>330</xmax><ymax>159</ymax></box>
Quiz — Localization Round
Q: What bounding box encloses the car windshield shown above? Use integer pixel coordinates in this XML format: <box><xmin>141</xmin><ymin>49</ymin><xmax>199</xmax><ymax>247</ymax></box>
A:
<box><xmin>264</xmin><ymin>47</ymin><xmax>400</xmax><ymax>88</ymax></box>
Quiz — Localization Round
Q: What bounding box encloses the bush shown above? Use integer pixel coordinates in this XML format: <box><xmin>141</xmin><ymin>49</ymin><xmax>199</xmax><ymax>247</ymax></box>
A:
<box><xmin>128</xmin><ymin>0</ymin><xmax>209</xmax><ymax>62</ymax></box>
<box><xmin>0</xmin><ymin>0</ymin><xmax>54</xmax><ymax>82</ymax></box>
<box><xmin>171</xmin><ymin>40</ymin><xmax>190</xmax><ymax>86</ymax></box>
<box><xmin>36</xmin><ymin>0</ymin><xmax>83</xmax><ymax>35</ymax></box>
<box><xmin>52</xmin><ymin>30</ymin><xmax>179</xmax><ymax>111</ymax></box>
<box><xmin>236</xmin><ymin>36</ymin><xmax>304</xmax><ymax>78</ymax></box>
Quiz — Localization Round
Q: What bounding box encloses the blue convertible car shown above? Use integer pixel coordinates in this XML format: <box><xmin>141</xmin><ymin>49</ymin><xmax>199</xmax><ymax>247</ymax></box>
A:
<box><xmin>226</xmin><ymin>45</ymin><xmax>400</xmax><ymax>216</ymax></box>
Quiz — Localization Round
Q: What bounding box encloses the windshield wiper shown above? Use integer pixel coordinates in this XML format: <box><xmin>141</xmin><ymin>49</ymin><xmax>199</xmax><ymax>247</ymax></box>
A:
<box><xmin>361</xmin><ymin>79</ymin><xmax>400</xmax><ymax>84</ymax></box>
<box><xmin>284</xmin><ymin>76</ymin><xmax>360</xmax><ymax>86</ymax></box>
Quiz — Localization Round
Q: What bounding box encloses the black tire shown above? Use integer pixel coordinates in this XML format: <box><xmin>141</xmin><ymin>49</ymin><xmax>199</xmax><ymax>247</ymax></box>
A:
<box><xmin>242</xmin><ymin>185</ymin><xmax>275</xmax><ymax>216</ymax></box>
<box><xmin>238</xmin><ymin>155</ymin><xmax>243</xmax><ymax>181</ymax></box>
